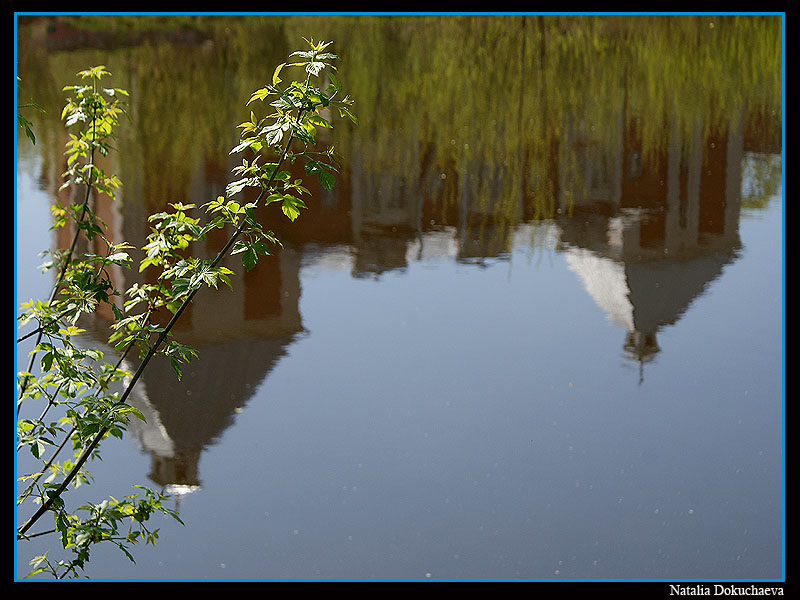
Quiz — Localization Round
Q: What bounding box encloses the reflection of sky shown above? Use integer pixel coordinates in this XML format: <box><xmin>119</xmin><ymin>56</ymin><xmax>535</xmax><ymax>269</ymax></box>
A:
<box><xmin>15</xmin><ymin>153</ymin><xmax>51</xmax><ymax>300</ymax></box>
<box><xmin>15</xmin><ymin>153</ymin><xmax>54</xmax><ymax>370</ymax></box>
<box><xmin>15</xmin><ymin>150</ymin><xmax>783</xmax><ymax>580</ymax></box>
<box><xmin>741</xmin><ymin>153</ymin><xmax>783</xmax><ymax>212</ymax></box>
<box><xmin>187</xmin><ymin>197</ymin><xmax>780</xmax><ymax>580</ymax></box>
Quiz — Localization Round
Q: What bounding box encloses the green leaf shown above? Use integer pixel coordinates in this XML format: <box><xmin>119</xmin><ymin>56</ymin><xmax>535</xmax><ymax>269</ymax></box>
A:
<box><xmin>254</xmin><ymin>241</ymin><xmax>273</xmax><ymax>256</ymax></box>
<box><xmin>247</xmin><ymin>87</ymin><xmax>271</xmax><ymax>105</ymax></box>
<box><xmin>128</xmin><ymin>407</ymin><xmax>147</xmax><ymax>422</ymax></box>
<box><xmin>31</xmin><ymin>440</ymin><xmax>46</xmax><ymax>459</ymax></box>
<box><xmin>170</xmin><ymin>358</ymin><xmax>183</xmax><ymax>381</ymax></box>
<box><xmin>281</xmin><ymin>194</ymin><xmax>306</xmax><ymax>222</ymax></box>
<box><xmin>242</xmin><ymin>248</ymin><xmax>258</xmax><ymax>271</ymax></box>
<box><xmin>272</xmin><ymin>62</ymin><xmax>286</xmax><ymax>86</ymax></box>
<box><xmin>305</xmin><ymin>160</ymin><xmax>337</xmax><ymax>190</ymax></box>
<box><xmin>337</xmin><ymin>105</ymin><xmax>358</xmax><ymax>125</ymax></box>
<box><xmin>282</xmin><ymin>203</ymin><xmax>300</xmax><ymax>221</ymax></box>
<box><xmin>307</xmin><ymin>114</ymin><xmax>332</xmax><ymax>129</ymax></box>
<box><xmin>327</xmin><ymin>72</ymin><xmax>342</xmax><ymax>95</ymax></box>
<box><xmin>230</xmin><ymin>240</ymin><xmax>249</xmax><ymax>255</ymax></box>
<box><xmin>318</xmin><ymin>169</ymin><xmax>336</xmax><ymax>190</ymax></box>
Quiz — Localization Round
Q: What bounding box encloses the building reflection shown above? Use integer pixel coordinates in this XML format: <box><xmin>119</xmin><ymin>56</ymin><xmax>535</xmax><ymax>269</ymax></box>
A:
<box><xmin>557</xmin><ymin>113</ymin><xmax>746</xmax><ymax>380</ymax></box>
<box><xmin>336</xmin><ymin>113</ymin><xmax>752</xmax><ymax>383</ymax></box>
<box><xmin>76</xmin><ymin>245</ymin><xmax>303</xmax><ymax>498</ymax></box>
<box><xmin>41</xmin><ymin>100</ymin><xmax>776</xmax><ymax>493</ymax></box>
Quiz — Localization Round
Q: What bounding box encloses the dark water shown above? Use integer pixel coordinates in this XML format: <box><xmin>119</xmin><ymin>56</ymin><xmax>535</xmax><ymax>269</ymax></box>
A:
<box><xmin>15</xmin><ymin>14</ymin><xmax>783</xmax><ymax>581</ymax></box>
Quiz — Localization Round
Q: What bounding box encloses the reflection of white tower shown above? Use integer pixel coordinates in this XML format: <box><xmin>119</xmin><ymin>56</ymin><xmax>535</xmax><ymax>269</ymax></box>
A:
<box><xmin>565</xmin><ymin>249</ymin><xmax>634</xmax><ymax>331</ymax></box>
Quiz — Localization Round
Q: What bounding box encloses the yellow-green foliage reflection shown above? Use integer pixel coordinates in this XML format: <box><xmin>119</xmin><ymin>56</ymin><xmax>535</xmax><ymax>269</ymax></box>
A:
<box><xmin>17</xmin><ymin>14</ymin><xmax>781</xmax><ymax>250</ymax></box>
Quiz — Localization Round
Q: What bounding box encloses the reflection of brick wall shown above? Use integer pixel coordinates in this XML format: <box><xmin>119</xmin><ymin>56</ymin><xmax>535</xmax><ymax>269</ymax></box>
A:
<box><xmin>244</xmin><ymin>253</ymin><xmax>281</xmax><ymax>319</ymax></box>
<box><xmin>617</xmin><ymin>119</ymin><xmax>740</xmax><ymax>252</ymax></box>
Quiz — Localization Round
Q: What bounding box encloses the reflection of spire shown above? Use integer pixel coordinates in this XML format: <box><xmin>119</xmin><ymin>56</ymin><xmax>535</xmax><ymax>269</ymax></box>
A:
<box><xmin>564</xmin><ymin>249</ymin><xmax>634</xmax><ymax>330</ymax></box>
<box><xmin>623</xmin><ymin>330</ymin><xmax>660</xmax><ymax>385</ymax></box>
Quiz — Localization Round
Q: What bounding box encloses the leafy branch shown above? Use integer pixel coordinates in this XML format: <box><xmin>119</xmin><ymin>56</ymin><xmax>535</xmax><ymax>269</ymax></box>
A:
<box><xmin>17</xmin><ymin>66</ymin><xmax>129</xmax><ymax>414</ymax></box>
<box><xmin>16</xmin><ymin>39</ymin><xmax>355</xmax><ymax>579</ymax></box>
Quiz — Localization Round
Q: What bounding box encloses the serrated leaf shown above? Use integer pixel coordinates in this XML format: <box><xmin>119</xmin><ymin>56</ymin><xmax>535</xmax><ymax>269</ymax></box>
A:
<box><xmin>282</xmin><ymin>203</ymin><xmax>300</xmax><ymax>221</ymax></box>
<box><xmin>318</xmin><ymin>169</ymin><xmax>336</xmax><ymax>190</ymax></box>
<box><xmin>242</xmin><ymin>248</ymin><xmax>258</xmax><ymax>271</ymax></box>
<box><xmin>281</xmin><ymin>194</ymin><xmax>306</xmax><ymax>222</ymax></box>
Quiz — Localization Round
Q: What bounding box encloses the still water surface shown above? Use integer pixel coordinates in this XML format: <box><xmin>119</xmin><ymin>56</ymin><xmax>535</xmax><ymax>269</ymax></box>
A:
<box><xmin>15</xmin><ymin>14</ymin><xmax>783</xmax><ymax>580</ymax></box>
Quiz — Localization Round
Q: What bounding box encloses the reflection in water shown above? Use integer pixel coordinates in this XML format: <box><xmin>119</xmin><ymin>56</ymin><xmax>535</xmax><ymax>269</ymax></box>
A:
<box><xmin>70</xmin><ymin>109</ymin><xmax>762</xmax><ymax>492</ymax></box>
<box><xmin>16</xmin><ymin>15</ymin><xmax>782</xmax><ymax>577</ymax></box>
<box><xmin>558</xmin><ymin>113</ymin><xmax>745</xmax><ymax>379</ymax></box>
<box><xmin>77</xmin><ymin>244</ymin><xmax>305</xmax><ymax>496</ymax></box>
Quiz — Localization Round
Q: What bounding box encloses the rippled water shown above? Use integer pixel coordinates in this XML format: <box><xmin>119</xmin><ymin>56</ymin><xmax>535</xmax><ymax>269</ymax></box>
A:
<box><xmin>15</xmin><ymin>14</ymin><xmax>783</xmax><ymax>580</ymax></box>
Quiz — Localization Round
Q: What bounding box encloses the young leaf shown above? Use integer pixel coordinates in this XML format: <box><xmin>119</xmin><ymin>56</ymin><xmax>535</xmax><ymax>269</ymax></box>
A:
<box><xmin>272</xmin><ymin>62</ymin><xmax>286</xmax><ymax>86</ymax></box>
<box><xmin>281</xmin><ymin>194</ymin><xmax>307</xmax><ymax>222</ymax></box>
<box><xmin>307</xmin><ymin>114</ymin><xmax>332</xmax><ymax>129</ymax></box>
<box><xmin>265</xmin><ymin>193</ymin><xmax>284</xmax><ymax>206</ymax></box>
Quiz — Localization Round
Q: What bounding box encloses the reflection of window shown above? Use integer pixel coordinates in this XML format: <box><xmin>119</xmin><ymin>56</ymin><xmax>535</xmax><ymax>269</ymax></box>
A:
<box><xmin>628</xmin><ymin>150</ymin><xmax>643</xmax><ymax>179</ymax></box>
<box><xmin>679</xmin><ymin>174</ymin><xmax>688</xmax><ymax>230</ymax></box>
<box><xmin>639</xmin><ymin>212</ymin><xmax>665</xmax><ymax>248</ymax></box>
